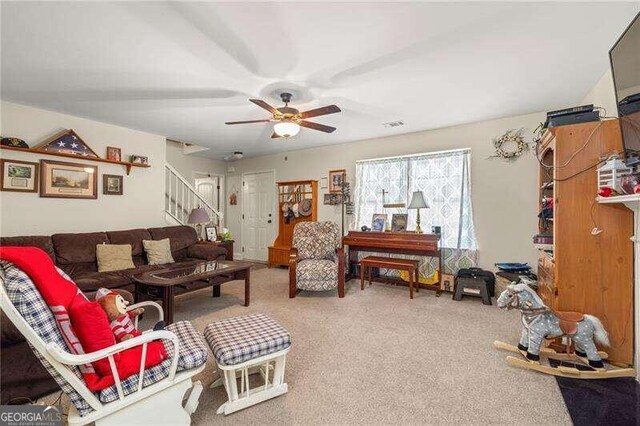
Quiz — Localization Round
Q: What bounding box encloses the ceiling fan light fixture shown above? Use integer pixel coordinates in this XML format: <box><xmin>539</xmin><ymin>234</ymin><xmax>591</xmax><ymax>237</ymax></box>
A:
<box><xmin>273</xmin><ymin>121</ymin><xmax>300</xmax><ymax>138</ymax></box>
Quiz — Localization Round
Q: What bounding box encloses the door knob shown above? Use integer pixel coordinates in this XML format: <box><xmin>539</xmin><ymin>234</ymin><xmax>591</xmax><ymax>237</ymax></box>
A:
<box><xmin>267</xmin><ymin>220</ymin><xmax>272</xmax><ymax>223</ymax></box>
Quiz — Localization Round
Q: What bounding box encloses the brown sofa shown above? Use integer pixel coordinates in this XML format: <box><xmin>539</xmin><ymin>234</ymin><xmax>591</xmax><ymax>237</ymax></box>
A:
<box><xmin>0</xmin><ymin>225</ymin><xmax>226</xmax><ymax>404</ymax></box>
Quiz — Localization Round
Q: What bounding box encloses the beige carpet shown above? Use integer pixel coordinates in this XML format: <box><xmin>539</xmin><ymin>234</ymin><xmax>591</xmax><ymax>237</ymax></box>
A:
<box><xmin>167</xmin><ymin>267</ymin><xmax>572</xmax><ymax>425</ymax></box>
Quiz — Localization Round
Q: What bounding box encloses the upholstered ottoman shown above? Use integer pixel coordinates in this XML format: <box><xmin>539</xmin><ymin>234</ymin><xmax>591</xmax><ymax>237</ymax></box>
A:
<box><xmin>204</xmin><ymin>314</ymin><xmax>291</xmax><ymax>415</ymax></box>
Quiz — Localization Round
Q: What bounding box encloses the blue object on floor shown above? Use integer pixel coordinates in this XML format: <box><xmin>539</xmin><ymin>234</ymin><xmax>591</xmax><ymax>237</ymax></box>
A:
<box><xmin>494</xmin><ymin>262</ymin><xmax>530</xmax><ymax>272</ymax></box>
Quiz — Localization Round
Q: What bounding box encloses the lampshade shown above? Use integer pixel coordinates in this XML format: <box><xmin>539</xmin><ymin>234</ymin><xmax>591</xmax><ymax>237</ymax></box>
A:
<box><xmin>407</xmin><ymin>191</ymin><xmax>429</xmax><ymax>209</ymax></box>
<box><xmin>273</xmin><ymin>121</ymin><xmax>300</xmax><ymax>138</ymax></box>
<box><xmin>187</xmin><ymin>207</ymin><xmax>210</xmax><ymax>224</ymax></box>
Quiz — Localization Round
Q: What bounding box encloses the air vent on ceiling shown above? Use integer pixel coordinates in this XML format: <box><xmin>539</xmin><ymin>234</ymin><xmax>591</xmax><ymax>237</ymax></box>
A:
<box><xmin>382</xmin><ymin>120</ymin><xmax>405</xmax><ymax>129</ymax></box>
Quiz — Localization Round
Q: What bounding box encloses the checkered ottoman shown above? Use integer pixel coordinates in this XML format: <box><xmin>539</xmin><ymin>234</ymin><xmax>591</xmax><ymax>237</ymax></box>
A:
<box><xmin>204</xmin><ymin>314</ymin><xmax>291</xmax><ymax>415</ymax></box>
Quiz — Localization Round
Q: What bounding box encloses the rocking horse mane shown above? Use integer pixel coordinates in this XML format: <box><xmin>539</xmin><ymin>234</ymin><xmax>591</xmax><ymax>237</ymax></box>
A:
<box><xmin>511</xmin><ymin>283</ymin><xmax>547</xmax><ymax>308</ymax></box>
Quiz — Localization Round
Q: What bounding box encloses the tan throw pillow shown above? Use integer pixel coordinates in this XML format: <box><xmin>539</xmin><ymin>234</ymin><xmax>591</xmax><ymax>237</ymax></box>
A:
<box><xmin>96</xmin><ymin>244</ymin><xmax>135</xmax><ymax>272</ymax></box>
<box><xmin>143</xmin><ymin>238</ymin><xmax>175</xmax><ymax>265</ymax></box>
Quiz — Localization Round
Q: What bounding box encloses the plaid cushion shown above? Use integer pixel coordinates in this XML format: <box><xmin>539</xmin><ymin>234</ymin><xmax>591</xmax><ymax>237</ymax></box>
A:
<box><xmin>204</xmin><ymin>314</ymin><xmax>291</xmax><ymax>366</ymax></box>
<box><xmin>1</xmin><ymin>261</ymin><xmax>93</xmax><ymax>417</ymax></box>
<box><xmin>98</xmin><ymin>320</ymin><xmax>208</xmax><ymax>403</ymax></box>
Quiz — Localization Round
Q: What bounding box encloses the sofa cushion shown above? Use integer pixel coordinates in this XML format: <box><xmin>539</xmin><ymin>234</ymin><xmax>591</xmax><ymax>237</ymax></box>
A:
<box><xmin>143</xmin><ymin>239</ymin><xmax>175</xmax><ymax>265</ymax></box>
<box><xmin>52</xmin><ymin>232</ymin><xmax>109</xmax><ymax>265</ymax></box>
<box><xmin>147</xmin><ymin>226</ymin><xmax>198</xmax><ymax>253</ymax></box>
<box><xmin>0</xmin><ymin>236</ymin><xmax>55</xmax><ymax>261</ymax></box>
<box><xmin>96</xmin><ymin>244</ymin><xmax>135</xmax><ymax>272</ymax></box>
<box><xmin>106</xmin><ymin>229</ymin><xmax>152</xmax><ymax>257</ymax></box>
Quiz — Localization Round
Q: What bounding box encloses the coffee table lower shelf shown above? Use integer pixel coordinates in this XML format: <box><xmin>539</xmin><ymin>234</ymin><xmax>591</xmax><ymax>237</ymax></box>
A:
<box><xmin>133</xmin><ymin>261</ymin><xmax>251</xmax><ymax>324</ymax></box>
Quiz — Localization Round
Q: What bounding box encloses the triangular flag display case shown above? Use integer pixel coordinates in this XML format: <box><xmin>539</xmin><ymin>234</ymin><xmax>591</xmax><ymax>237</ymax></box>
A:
<box><xmin>34</xmin><ymin>129</ymin><xmax>99</xmax><ymax>158</ymax></box>
<box><xmin>0</xmin><ymin>129</ymin><xmax>150</xmax><ymax>175</ymax></box>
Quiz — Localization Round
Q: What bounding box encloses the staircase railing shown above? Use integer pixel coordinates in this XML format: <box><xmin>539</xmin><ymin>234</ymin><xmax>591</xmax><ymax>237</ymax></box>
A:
<box><xmin>165</xmin><ymin>164</ymin><xmax>223</xmax><ymax>227</ymax></box>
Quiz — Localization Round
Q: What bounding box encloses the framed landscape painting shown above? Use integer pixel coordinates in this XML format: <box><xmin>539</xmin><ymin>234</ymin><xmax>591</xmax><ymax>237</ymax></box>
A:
<box><xmin>0</xmin><ymin>159</ymin><xmax>38</xmax><ymax>192</ymax></box>
<box><xmin>40</xmin><ymin>160</ymin><xmax>97</xmax><ymax>199</ymax></box>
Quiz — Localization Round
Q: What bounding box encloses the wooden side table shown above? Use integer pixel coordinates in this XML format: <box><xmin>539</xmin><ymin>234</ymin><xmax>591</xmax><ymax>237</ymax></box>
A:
<box><xmin>198</xmin><ymin>240</ymin><xmax>234</xmax><ymax>260</ymax></box>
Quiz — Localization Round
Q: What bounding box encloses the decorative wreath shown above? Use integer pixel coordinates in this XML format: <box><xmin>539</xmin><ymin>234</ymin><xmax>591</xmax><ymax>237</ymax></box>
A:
<box><xmin>491</xmin><ymin>129</ymin><xmax>529</xmax><ymax>160</ymax></box>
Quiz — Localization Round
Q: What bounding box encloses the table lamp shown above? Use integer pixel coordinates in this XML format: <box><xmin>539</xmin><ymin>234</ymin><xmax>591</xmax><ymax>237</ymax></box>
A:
<box><xmin>188</xmin><ymin>207</ymin><xmax>210</xmax><ymax>240</ymax></box>
<box><xmin>408</xmin><ymin>191</ymin><xmax>429</xmax><ymax>234</ymax></box>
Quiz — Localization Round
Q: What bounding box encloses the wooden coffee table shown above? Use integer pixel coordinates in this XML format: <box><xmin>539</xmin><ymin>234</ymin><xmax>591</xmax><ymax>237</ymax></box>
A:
<box><xmin>133</xmin><ymin>260</ymin><xmax>251</xmax><ymax>324</ymax></box>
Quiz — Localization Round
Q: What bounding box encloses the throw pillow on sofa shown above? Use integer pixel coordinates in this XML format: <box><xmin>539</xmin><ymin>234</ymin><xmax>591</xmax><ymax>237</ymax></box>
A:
<box><xmin>96</xmin><ymin>244</ymin><xmax>135</xmax><ymax>272</ymax></box>
<box><xmin>143</xmin><ymin>238</ymin><xmax>174</xmax><ymax>265</ymax></box>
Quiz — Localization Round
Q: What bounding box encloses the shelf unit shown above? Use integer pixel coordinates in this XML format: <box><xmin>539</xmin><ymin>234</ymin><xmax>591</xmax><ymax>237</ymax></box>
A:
<box><xmin>268</xmin><ymin>180</ymin><xmax>318</xmax><ymax>267</ymax></box>
<box><xmin>0</xmin><ymin>145</ymin><xmax>150</xmax><ymax>175</ymax></box>
<box><xmin>596</xmin><ymin>193</ymin><xmax>640</xmax><ymax>379</ymax></box>
<box><xmin>536</xmin><ymin>120</ymin><xmax>634</xmax><ymax>365</ymax></box>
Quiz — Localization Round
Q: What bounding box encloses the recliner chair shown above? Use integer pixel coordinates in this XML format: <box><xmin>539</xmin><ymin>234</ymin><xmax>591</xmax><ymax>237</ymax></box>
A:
<box><xmin>289</xmin><ymin>221</ymin><xmax>345</xmax><ymax>298</ymax></box>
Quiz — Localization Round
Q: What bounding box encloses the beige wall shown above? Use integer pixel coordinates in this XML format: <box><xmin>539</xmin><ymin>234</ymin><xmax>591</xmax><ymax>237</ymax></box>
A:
<box><xmin>228</xmin><ymin>111</ymin><xmax>546</xmax><ymax>269</ymax></box>
<box><xmin>581</xmin><ymin>70</ymin><xmax>619</xmax><ymax>117</ymax></box>
<box><xmin>0</xmin><ymin>101</ymin><xmax>167</xmax><ymax>236</ymax></box>
<box><xmin>166</xmin><ymin>140</ymin><xmax>227</xmax><ymax>185</ymax></box>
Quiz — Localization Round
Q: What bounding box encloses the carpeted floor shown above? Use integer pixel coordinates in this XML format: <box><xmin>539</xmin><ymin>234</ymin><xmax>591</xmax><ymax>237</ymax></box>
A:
<box><xmin>170</xmin><ymin>266</ymin><xmax>572</xmax><ymax>425</ymax></box>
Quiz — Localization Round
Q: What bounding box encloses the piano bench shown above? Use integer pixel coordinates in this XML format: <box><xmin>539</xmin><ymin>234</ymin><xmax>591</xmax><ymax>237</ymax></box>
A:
<box><xmin>360</xmin><ymin>256</ymin><xmax>420</xmax><ymax>299</ymax></box>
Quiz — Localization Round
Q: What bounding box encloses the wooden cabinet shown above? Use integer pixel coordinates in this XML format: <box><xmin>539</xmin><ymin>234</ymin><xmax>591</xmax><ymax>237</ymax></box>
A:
<box><xmin>536</xmin><ymin>120</ymin><xmax>634</xmax><ymax>365</ymax></box>
<box><xmin>268</xmin><ymin>180</ymin><xmax>318</xmax><ymax>267</ymax></box>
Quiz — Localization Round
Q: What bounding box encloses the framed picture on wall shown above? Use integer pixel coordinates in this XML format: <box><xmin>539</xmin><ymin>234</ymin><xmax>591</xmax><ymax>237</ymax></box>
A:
<box><xmin>329</xmin><ymin>169</ymin><xmax>346</xmax><ymax>193</ymax></box>
<box><xmin>40</xmin><ymin>160</ymin><xmax>97</xmax><ymax>199</ymax></box>
<box><xmin>103</xmin><ymin>174</ymin><xmax>123</xmax><ymax>195</ymax></box>
<box><xmin>0</xmin><ymin>159</ymin><xmax>39</xmax><ymax>193</ymax></box>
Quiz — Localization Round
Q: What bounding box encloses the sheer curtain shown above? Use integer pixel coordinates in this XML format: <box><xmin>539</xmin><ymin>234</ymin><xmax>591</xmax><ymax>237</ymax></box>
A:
<box><xmin>354</xmin><ymin>149</ymin><xmax>477</xmax><ymax>275</ymax></box>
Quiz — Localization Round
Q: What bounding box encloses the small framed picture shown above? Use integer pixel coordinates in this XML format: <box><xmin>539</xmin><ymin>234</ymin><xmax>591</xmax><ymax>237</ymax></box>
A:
<box><xmin>329</xmin><ymin>169</ymin><xmax>346</xmax><ymax>193</ymax></box>
<box><xmin>129</xmin><ymin>155</ymin><xmax>148</xmax><ymax>165</ymax></box>
<box><xmin>40</xmin><ymin>160</ymin><xmax>97</xmax><ymax>199</ymax></box>
<box><xmin>391</xmin><ymin>214</ymin><xmax>408</xmax><ymax>232</ymax></box>
<box><xmin>323</xmin><ymin>193</ymin><xmax>332</xmax><ymax>205</ymax></box>
<box><xmin>103</xmin><ymin>174</ymin><xmax>123</xmax><ymax>195</ymax></box>
<box><xmin>441</xmin><ymin>274</ymin><xmax>455</xmax><ymax>293</ymax></box>
<box><xmin>0</xmin><ymin>159</ymin><xmax>39</xmax><ymax>192</ymax></box>
<box><xmin>371</xmin><ymin>213</ymin><xmax>387</xmax><ymax>232</ymax></box>
<box><xmin>320</xmin><ymin>177</ymin><xmax>328</xmax><ymax>189</ymax></box>
<box><xmin>205</xmin><ymin>226</ymin><xmax>218</xmax><ymax>242</ymax></box>
<box><xmin>106</xmin><ymin>146</ymin><xmax>122</xmax><ymax>162</ymax></box>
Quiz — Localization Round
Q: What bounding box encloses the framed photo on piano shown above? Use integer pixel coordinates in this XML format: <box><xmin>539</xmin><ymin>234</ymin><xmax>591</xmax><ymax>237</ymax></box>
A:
<box><xmin>371</xmin><ymin>214</ymin><xmax>387</xmax><ymax>232</ymax></box>
<box><xmin>391</xmin><ymin>214</ymin><xmax>408</xmax><ymax>232</ymax></box>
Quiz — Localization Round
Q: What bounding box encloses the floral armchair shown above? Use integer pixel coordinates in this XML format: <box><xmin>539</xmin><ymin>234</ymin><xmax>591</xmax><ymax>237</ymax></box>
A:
<box><xmin>289</xmin><ymin>221</ymin><xmax>345</xmax><ymax>298</ymax></box>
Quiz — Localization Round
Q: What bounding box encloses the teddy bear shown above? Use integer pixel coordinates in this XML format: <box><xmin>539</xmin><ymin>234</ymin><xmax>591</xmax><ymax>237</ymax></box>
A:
<box><xmin>95</xmin><ymin>288</ymin><xmax>145</xmax><ymax>342</ymax></box>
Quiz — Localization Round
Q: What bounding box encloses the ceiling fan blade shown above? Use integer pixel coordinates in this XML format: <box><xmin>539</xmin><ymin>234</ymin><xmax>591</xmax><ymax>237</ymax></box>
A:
<box><xmin>249</xmin><ymin>99</ymin><xmax>278</xmax><ymax>114</ymax></box>
<box><xmin>300</xmin><ymin>105</ymin><xmax>341</xmax><ymax>119</ymax></box>
<box><xmin>300</xmin><ymin>120</ymin><xmax>337</xmax><ymax>133</ymax></box>
<box><xmin>225</xmin><ymin>119</ymin><xmax>271</xmax><ymax>125</ymax></box>
<box><xmin>271</xmin><ymin>132</ymin><xmax>282</xmax><ymax>139</ymax></box>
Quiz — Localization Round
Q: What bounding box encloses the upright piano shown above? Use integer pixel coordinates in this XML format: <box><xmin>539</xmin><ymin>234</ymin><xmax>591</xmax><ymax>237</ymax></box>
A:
<box><xmin>342</xmin><ymin>231</ymin><xmax>442</xmax><ymax>291</ymax></box>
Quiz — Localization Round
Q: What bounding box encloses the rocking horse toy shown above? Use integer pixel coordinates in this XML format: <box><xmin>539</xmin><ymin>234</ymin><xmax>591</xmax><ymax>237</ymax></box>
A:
<box><xmin>494</xmin><ymin>283</ymin><xmax>635</xmax><ymax>379</ymax></box>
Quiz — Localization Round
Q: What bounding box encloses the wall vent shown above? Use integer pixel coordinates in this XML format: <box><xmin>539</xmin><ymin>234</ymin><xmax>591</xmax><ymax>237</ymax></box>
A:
<box><xmin>382</xmin><ymin>120</ymin><xmax>405</xmax><ymax>129</ymax></box>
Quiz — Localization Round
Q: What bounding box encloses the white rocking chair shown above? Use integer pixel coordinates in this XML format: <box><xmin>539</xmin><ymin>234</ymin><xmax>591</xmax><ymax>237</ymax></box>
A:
<box><xmin>0</xmin><ymin>263</ymin><xmax>206</xmax><ymax>426</ymax></box>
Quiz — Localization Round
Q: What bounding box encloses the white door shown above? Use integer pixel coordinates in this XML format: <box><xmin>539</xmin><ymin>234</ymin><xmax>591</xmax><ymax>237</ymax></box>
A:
<box><xmin>242</xmin><ymin>171</ymin><xmax>275</xmax><ymax>261</ymax></box>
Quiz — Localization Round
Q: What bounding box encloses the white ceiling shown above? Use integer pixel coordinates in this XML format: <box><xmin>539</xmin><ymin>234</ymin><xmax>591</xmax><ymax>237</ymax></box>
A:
<box><xmin>2</xmin><ymin>2</ymin><xmax>639</xmax><ymax>159</ymax></box>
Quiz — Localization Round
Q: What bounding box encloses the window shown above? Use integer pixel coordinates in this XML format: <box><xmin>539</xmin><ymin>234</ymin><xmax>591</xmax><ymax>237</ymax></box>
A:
<box><xmin>354</xmin><ymin>149</ymin><xmax>477</xmax><ymax>274</ymax></box>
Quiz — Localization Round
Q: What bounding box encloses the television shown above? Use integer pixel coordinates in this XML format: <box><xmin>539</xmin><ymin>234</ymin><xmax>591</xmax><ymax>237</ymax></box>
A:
<box><xmin>610</xmin><ymin>11</ymin><xmax>640</xmax><ymax>165</ymax></box>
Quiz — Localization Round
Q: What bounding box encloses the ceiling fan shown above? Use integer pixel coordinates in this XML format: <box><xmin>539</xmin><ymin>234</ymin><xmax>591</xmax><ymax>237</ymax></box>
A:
<box><xmin>225</xmin><ymin>92</ymin><xmax>341</xmax><ymax>138</ymax></box>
